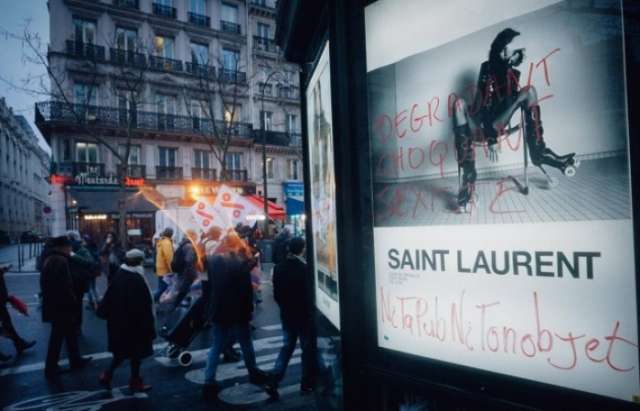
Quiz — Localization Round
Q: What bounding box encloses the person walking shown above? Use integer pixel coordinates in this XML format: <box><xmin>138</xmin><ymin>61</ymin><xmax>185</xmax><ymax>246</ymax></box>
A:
<box><xmin>67</xmin><ymin>231</ymin><xmax>97</xmax><ymax>335</ymax></box>
<box><xmin>83</xmin><ymin>234</ymin><xmax>101</xmax><ymax>310</ymax></box>
<box><xmin>201</xmin><ymin>233</ymin><xmax>268</xmax><ymax>400</ymax></box>
<box><xmin>0</xmin><ymin>264</ymin><xmax>36</xmax><ymax>360</ymax></box>
<box><xmin>100</xmin><ymin>232</ymin><xmax>124</xmax><ymax>285</ymax></box>
<box><xmin>40</xmin><ymin>236</ymin><xmax>92</xmax><ymax>380</ymax></box>
<box><xmin>169</xmin><ymin>230</ymin><xmax>198</xmax><ymax>310</ymax></box>
<box><xmin>97</xmin><ymin>249</ymin><xmax>155</xmax><ymax>392</ymax></box>
<box><xmin>265</xmin><ymin>237</ymin><xmax>320</xmax><ymax>399</ymax></box>
<box><xmin>154</xmin><ymin>228</ymin><xmax>174</xmax><ymax>303</ymax></box>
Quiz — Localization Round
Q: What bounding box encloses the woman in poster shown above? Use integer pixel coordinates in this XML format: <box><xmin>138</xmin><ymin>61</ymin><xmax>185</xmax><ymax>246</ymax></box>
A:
<box><xmin>452</xmin><ymin>28</ymin><xmax>579</xmax><ymax>210</ymax></box>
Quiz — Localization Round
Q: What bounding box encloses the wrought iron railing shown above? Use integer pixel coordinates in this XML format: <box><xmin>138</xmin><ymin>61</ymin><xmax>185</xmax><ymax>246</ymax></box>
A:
<box><xmin>110</xmin><ymin>48</ymin><xmax>147</xmax><ymax>68</ymax></box>
<box><xmin>52</xmin><ymin>162</ymin><xmax>106</xmax><ymax>177</ymax></box>
<box><xmin>121</xmin><ymin>164</ymin><xmax>146</xmax><ymax>178</ymax></box>
<box><xmin>221</xmin><ymin>169</ymin><xmax>248</xmax><ymax>182</ymax></box>
<box><xmin>156</xmin><ymin>166</ymin><xmax>183</xmax><ymax>180</ymax></box>
<box><xmin>36</xmin><ymin>102</ymin><xmax>254</xmax><ymax>138</ymax></box>
<box><xmin>185</xmin><ymin>62</ymin><xmax>216</xmax><ymax>79</ymax></box>
<box><xmin>191</xmin><ymin>168</ymin><xmax>217</xmax><ymax>180</ymax></box>
<box><xmin>252</xmin><ymin>130</ymin><xmax>302</xmax><ymax>147</ymax></box>
<box><xmin>152</xmin><ymin>3</ymin><xmax>176</xmax><ymax>18</ymax></box>
<box><xmin>253</xmin><ymin>36</ymin><xmax>278</xmax><ymax>53</ymax></box>
<box><xmin>114</xmin><ymin>0</ymin><xmax>139</xmax><ymax>9</ymax></box>
<box><xmin>220</xmin><ymin>21</ymin><xmax>241</xmax><ymax>34</ymax></box>
<box><xmin>188</xmin><ymin>12</ymin><xmax>210</xmax><ymax>27</ymax></box>
<box><xmin>219</xmin><ymin>69</ymin><xmax>247</xmax><ymax>83</ymax></box>
<box><xmin>65</xmin><ymin>40</ymin><xmax>106</xmax><ymax>62</ymax></box>
<box><xmin>149</xmin><ymin>55</ymin><xmax>183</xmax><ymax>73</ymax></box>
<box><xmin>277</xmin><ymin>86</ymin><xmax>299</xmax><ymax>100</ymax></box>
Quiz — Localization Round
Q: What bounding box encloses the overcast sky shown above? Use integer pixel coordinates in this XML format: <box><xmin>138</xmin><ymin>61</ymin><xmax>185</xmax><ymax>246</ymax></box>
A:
<box><xmin>0</xmin><ymin>1</ymin><xmax>50</xmax><ymax>154</ymax></box>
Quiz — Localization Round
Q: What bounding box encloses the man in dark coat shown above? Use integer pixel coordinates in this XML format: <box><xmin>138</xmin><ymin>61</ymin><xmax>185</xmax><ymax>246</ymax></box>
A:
<box><xmin>265</xmin><ymin>237</ymin><xmax>319</xmax><ymax>398</ymax></box>
<box><xmin>97</xmin><ymin>249</ymin><xmax>155</xmax><ymax>392</ymax></box>
<box><xmin>40</xmin><ymin>236</ymin><xmax>92</xmax><ymax>380</ymax></box>
<box><xmin>0</xmin><ymin>264</ymin><xmax>36</xmax><ymax>360</ymax></box>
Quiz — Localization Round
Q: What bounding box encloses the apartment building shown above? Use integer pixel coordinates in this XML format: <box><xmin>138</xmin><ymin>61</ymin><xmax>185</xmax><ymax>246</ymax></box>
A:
<box><xmin>36</xmin><ymin>0</ymin><xmax>303</xmax><ymax>239</ymax></box>
<box><xmin>0</xmin><ymin>98</ymin><xmax>51</xmax><ymax>241</ymax></box>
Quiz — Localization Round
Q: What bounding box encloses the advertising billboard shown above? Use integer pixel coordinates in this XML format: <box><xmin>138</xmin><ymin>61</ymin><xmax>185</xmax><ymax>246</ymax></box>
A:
<box><xmin>306</xmin><ymin>42</ymin><xmax>341</xmax><ymax>329</ymax></box>
<box><xmin>365</xmin><ymin>0</ymin><xmax>638</xmax><ymax>402</ymax></box>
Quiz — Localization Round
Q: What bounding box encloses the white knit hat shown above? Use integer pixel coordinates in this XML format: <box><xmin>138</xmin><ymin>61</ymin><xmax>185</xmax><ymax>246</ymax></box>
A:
<box><xmin>125</xmin><ymin>248</ymin><xmax>145</xmax><ymax>259</ymax></box>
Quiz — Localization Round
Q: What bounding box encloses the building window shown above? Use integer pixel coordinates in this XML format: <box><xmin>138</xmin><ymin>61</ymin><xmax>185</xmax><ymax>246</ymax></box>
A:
<box><xmin>287</xmin><ymin>159</ymin><xmax>299</xmax><ymax>180</ymax></box>
<box><xmin>221</xmin><ymin>3</ymin><xmax>238</xmax><ymax>24</ymax></box>
<box><xmin>62</xmin><ymin>140</ymin><xmax>71</xmax><ymax>161</ymax></box>
<box><xmin>225</xmin><ymin>152</ymin><xmax>242</xmax><ymax>170</ymax></box>
<box><xmin>159</xmin><ymin>147</ymin><xmax>177</xmax><ymax>167</ymax></box>
<box><xmin>75</xmin><ymin>142</ymin><xmax>98</xmax><ymax>163</ymax></box>
<box><xmin>190</xmin><ymin>0</ymin><xmax>206</xmax><ymax>14</ymax></box>
<box><xmin>286</xmin><ymin>114</ymin><xmax>298</xmax><ymax>133</ymax></box>
<box><xmin>224</xmin><ymin>105</ymin><xmax>240</xmax><ymax>124</ymax></box>
<box><xmin>260</xmin><ymin>111</ymin><xmax>273</xmax><ymax>131</ymax></box>
<box><xmin>115</xmin><ymin>27</ymin><xmax>137</xmax><ymax>51</ymax></box>
<box><xmin>193</xmin><ymin>149</ymin><xmax>210</xmax><ymax>169</ymax></box>
<box><xmin>118</xmin><ymin>145</ymin><xmax>141</xmax><ymax>164</ymax></box>
<box><xmin>73</xmin><ymin>18</ymin><xmax>96</xmax><ymax>44</ymax></box>
<box><xmin>265</xmin><ymin>157</ymin><xmax>275</xmax><ymax>179</ymax></box>
<box><xmin>257</xmin><ymin>22</ymin><xmax>270</xmax><ymax>39</ymax></box>
<box><xmin>190</xmin><ymin>42</ymin><xmax>209</xmax><ymax>64</ymax></box>
<box><xmin>74</xmin><ymin>83</ymin><xmax>98</xmax><ymax>106</ymax></box>
<box><xmin>153</xmin><ymin>35</ymin><xmax>175</xmax><ymax>58</ymax></box>
<box><xmin>222</xmin><ymin>48</ymin><xmax>239</xmax><ymax>71</ymax></box>
<box><xmin>156</xmin><ymin>94</ymin><xmax>176</xmax><ymax>115</ymax></box>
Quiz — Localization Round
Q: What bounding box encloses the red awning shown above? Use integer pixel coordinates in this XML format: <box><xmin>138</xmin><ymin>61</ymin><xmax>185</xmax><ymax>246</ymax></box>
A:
<box><xmin>246</xmin><ymin>195</ymin><xmax>286</xmax><ymax>221</ymax></box>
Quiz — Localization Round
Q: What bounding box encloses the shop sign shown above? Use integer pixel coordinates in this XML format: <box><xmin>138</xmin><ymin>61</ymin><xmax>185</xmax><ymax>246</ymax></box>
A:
<box><xmin>125</xmin><ymin>177</ymin><xmax>145</xmax><ymax>187</ymax></box>
<box><xmin>365</xmin><ymin>0</ymin><xmax>637</xmax><ymax>402</ymax></box>
<box><xmin>74</xmin><ymin>173</ymin><xmax>119</xmax><ymax>186</ymax></box>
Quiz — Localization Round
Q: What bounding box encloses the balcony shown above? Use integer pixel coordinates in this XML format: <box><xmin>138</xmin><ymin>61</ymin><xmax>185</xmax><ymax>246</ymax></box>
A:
<box><xmin>65</xmin><ymin>40</ymin><xmax>106</xmax><ymax>62</ymax></box>
<box><xmin>114</xmin><ymin>0</ymin><xmax>138</xmax><ymax>9</ymax></box>
<box><xmin>221</xmin><ymin>169</ymin><xmax>248</xmax><ymax>182</ymax></box>
<box><xmin>219</xmin><ymin>69</ymin><xmax>247</xmax><ymax>83</ymax></box>
<box><xmin>156</xmin><ymin>166</ymin><xmax>183</xmax><ymax>180</ymax></box>
<box><xmin>191</xmin><ymin>168</ymin><xmax>217</xmax><ymax>180</ymax></box>
<box><xmin>185</xmin><ymin>62</ymin><xmax>216</xmax><ymax>79</ymax></box>
<box><xmin>121</xmin><ymin>164</ymin><xmax>146</xmax><ymax>178</ymax></box>
<box><xmin>149</xmin><ymin>55</ymin><xmax>183</xmax><ymax>73</ymax></box>
<box><xmin>152</xmin><ymin>3</ymin><xmax>176</xmax><ymax>19</ymax></box>
<box><xmin>253</xmin><ymin>130</ymin><xmax>302</xmax><ymax>147</ymax></box>
<box><xmin>110</xmin><ymin>48</ymin><xmax>147</xmax><ymax>68</ymax></box>
<box><xmin>36</xmin><ymin>102</ymin><xmax>254</xmax><ymax>139</ymax></box>
<box><xmin>52</xmin><ymin>162</ymin><xmax>106</xmax><ymax>177</ymax></box>
<box><xmin>277</xmin><ymin>86</ymin><xmax>299</xmax><ymax>100</ymax></box>
<box><xmin>188</xmin><ymin>12</ymin><xmax>210</xmax><ymax>27</ymax></box>
<box><xmin>220</xmin><ymin>21</ymin><xmax>241</xmax><ymax>35</ymax></box>
<box><xmin>253</xmin><ymin>36</ymin><xmax>278</xmax><ymax>53</ymax></box>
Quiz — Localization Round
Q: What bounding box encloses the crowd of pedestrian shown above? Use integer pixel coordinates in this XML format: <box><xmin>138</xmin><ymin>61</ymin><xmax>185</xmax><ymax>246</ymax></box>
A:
<box><xmin>5</xmin><ymin>222</ymin><xmax>324</xmax><ymax>401</ymax></box>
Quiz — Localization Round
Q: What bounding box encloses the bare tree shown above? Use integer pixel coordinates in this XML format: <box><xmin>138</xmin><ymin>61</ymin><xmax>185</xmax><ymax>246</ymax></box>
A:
<box><xmin>183</xmin><ymin>48</ymin><xmax>250</xmax><ymax>181</ymax></box>
<box><xmin>3</xmin><ymin>22</ymin><xmax>153</xmax><ymax>246</ymax></box>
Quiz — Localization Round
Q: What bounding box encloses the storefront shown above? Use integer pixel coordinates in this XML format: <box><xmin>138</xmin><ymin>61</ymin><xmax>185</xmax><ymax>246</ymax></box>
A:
<box><xmin>277</xmin><ymin>1</ymin><xmax>640</xmax><ymax>410</ymax></box>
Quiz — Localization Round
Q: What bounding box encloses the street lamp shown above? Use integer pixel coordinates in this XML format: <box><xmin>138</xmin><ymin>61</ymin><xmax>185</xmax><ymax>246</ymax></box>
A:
<box><xmin>260</xmin><ymin>70</ymin><xmax>284</xmax><ymax>238</ymax></box>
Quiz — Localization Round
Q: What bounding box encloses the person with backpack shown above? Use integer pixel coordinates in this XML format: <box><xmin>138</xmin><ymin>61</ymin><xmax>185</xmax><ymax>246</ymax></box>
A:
<box><xmin>154</xmin><ymin>228</ymin><xmax>174</xmax><ymax>303</ymax></box>
<box><xmin>168</xmin><ymin>230</ymin><xmax>198</xmax><ymax>311</ymax></box>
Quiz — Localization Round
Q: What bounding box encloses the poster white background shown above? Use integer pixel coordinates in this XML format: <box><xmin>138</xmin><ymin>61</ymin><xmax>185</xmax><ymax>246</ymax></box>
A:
<box><xmin>306</xmin><ymin>42</ymin><xmax>341</xmax><ymax>329</ymax></box>
<box><xmin>374</xmin><ymin>222</ymin><xmax>639</xmax><ymax>401</ymax></box>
